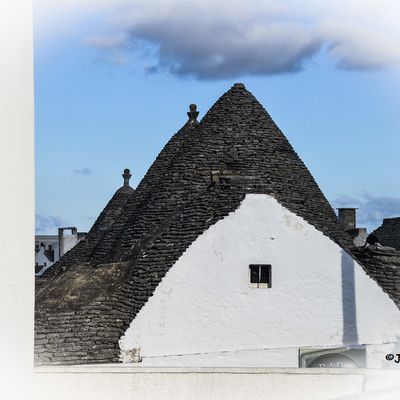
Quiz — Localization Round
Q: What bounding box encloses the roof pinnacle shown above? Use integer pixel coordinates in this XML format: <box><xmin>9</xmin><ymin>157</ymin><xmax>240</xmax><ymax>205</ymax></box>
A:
<box><xmin>187</xmin><ymin>104</ymin><xmax>199</xmax><ymax>123</ymax></box>
<box><xmin>122</xmin><ymin>168</ymin><xmax>132</xmax><ymax>187</ymax></box>
<box><xmin>232</xmin><ymin>83</ymin><xmax>245</xmax><ymax>89</ymax></box>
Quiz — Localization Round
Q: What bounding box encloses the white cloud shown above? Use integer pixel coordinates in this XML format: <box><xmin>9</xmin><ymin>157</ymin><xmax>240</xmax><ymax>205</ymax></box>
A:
<box><xmin>35</xmin><ymin>0</ymin><xmax>400</xmax><ymax>78</ymax></box>
<box><xmin>84</xmin><ymin>33</ymin><xmax>132</xmax><ymax>64</ymax></box>
<box><xmin>35</xmin><ymin>214</ymin><xmax>68</xmax><ymax>234</ymax></box>
<box><xmin>319</xmin><ymin>19</ymin><xmax>400</xmax><ymax>70</ymax></box>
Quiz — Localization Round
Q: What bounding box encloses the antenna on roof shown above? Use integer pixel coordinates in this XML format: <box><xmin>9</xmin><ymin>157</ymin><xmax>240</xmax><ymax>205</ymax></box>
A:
<box><xmin>122</xmin><ymin>169</ymin><xmax>132</xmax><ymax>187</ymax></box>
<box><xmin>187</xmin><ymin>104</ymin><xmax>199</xmax><ymax>123</ymax></box>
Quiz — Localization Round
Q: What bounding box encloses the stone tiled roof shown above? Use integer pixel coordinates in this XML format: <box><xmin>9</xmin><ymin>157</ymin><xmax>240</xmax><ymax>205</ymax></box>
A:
<box><xmin>35</xmin><ymin>186</ymin><xmax>246</xmax><ymax>364</ymax></box>
<box><xmin>86</xmin><ymin>117</ymin><xmax>200</xmax><ymax>265</ymax></box>
<box><xmin>35</xmin><ymin>175</ymin><xmax>135</xmax><ymax>289</ymax></box>
<box><xmin>373</xmin><ymin>217</ymin><xmax>400</xmax><ymax>250</ymax></box>
<box><xmin>96</xmin><ymin>82</ymin><xmax>353</xmax><ymax>264</ymax></box>
<box><xmin>35</xmin><ymin>83</ymin><xmax>357</xmax><ymax>365</ymax></box>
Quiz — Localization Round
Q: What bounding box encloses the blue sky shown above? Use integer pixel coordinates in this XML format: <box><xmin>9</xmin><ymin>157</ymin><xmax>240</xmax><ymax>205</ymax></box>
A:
<box><xmin>34</xmin><ymin>0</ymin><xmax>400</xmax><ymax>234</ymax></box>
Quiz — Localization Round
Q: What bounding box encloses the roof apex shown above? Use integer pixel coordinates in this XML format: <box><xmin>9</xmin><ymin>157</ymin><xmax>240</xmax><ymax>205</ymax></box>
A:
<box><xmin>118</xmin><ymin>168</ymin><xmax>135</xmax><ymax>194</ymax></box>
<box><xmin>232</xmin><ymin>82</ymin><xmax>245</xmax><ymax>89</ymax></box>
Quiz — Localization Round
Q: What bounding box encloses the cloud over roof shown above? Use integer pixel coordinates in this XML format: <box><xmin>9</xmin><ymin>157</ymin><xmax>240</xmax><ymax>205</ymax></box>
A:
<box><xmin>42</xmin><ymin>0</ymin><xmax>400</xmax><ymax>79</ymax></box>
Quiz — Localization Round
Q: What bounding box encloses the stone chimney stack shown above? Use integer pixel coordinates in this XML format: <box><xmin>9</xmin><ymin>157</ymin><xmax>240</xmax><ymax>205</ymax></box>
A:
<box><xmin>338</xmin><ymin>208</ymin><xmax>356</xmax><ymax>231</ymax></box>
<box><xmin>58</xmin><ymin>227</ymin><xmax>78</xmax><ymax>257</ymax></box>
<box><xmin>337</xmin><ymin>208</ymin><xmax>368</xmax><ymax>246</ymax></box>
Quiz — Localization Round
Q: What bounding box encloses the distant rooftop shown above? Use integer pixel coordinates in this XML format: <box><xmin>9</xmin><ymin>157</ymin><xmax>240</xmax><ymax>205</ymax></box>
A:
<box><xmin>373</xmin><ymin>217</ymin><xmax>400</xmax><ymax>250</ymax></box>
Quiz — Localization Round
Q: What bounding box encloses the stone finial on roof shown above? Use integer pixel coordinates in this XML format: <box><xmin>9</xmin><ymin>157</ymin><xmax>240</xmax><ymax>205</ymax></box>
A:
<box><xmin>232</xmin><ymin>83</ymin><xmax>245</xmax><ymax>89</ymax></box>
<box><xmin>122</xmin><ymin>168</ymin><xmax>132</xmax><ymax>187</ymax></box>
<box><xmin>187</xmin><ymin>104</ymin><xmax>199</xmax><ymax>123</ymax></box>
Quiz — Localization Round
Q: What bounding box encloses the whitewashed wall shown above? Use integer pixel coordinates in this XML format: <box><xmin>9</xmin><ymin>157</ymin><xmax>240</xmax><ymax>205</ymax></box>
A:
<box><xmin>120</xmin><ymin>194</ymin><xmax>400</xmax><ymax>367</ymax></box>
<box><xmin>34</xmin><ymin>367</ymin><xmax>400</xmax><ymax>400</ymax></box>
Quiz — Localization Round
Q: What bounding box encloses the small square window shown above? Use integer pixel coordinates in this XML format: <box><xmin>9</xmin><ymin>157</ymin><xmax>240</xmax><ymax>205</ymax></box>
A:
<box><xmin>249</xmin><ymin>264</ymin><xmax>271</xmax><ymax>288</ymax></box>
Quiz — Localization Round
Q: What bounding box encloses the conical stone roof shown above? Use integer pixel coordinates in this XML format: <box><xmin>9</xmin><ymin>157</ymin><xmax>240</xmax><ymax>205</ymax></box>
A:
<box><xmin>36</xmin><ymin>169</ymin><xmax>135</xmax><ymax>288</ymax></box>
<box><xmin>110</xmin><ymin>82</ymin><xmax>352</xmax><ymax>263</ymax></box>
<box><xmin>35</xmin><ymin>83</ymin><xmax>355</xmax><ymax>365</ymax></box>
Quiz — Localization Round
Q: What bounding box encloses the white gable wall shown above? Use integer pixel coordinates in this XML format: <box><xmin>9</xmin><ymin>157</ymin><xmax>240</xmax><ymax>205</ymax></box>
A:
<box><xmin>120</xmin><ymin>194</ymin><xmax>400</xmax><ymax>367</ymax></box>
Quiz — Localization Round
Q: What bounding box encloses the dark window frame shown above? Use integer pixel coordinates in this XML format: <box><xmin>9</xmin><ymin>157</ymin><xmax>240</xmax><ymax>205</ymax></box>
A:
<box><xmin>249</xmin><ymin>264</ymin><xmax>271</xmax><ymax>288</ymax></box>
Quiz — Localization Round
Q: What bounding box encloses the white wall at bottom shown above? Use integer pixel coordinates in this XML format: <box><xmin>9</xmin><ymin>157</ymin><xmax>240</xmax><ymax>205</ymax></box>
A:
<box><xmin>34</xmin><ymin>367</ymin><xmax>400</xmax><ymax>400</ymax></box>
<box><xmin>125</xmin><ymin>343</ymin><xmax>400</xmax><ymax>368</ymax></box>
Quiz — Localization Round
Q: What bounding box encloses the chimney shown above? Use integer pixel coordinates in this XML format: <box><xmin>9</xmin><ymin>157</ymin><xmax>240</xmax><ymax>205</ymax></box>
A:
<box><xmin>337</xmin><ymin>208</ymin><xmax>357</xmax><ymax>231</ymax></box>
<box><xmin>58</xmin><ymin>227</ymin><xmax>79</xmax><ymax>257</ymax></box>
